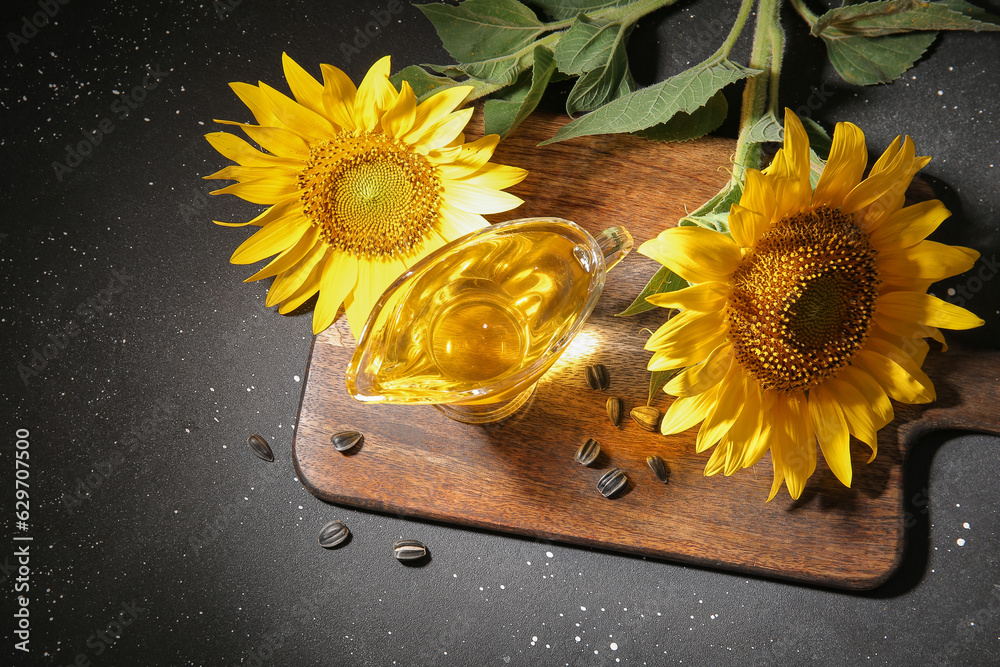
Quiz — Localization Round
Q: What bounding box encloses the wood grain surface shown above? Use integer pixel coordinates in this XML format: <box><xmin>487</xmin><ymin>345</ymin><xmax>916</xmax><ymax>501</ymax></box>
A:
<box><xmin>292</xmin><ymin>113</ymin><xmax>1000</xmax><ymax>590</ymax></box>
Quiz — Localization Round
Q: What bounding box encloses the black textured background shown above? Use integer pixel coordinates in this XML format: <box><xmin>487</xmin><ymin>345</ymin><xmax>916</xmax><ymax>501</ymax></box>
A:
<box><xmin>2</xmin><ymin>1</ymin><xmax>998</xmax><ymax>665</ymax></box>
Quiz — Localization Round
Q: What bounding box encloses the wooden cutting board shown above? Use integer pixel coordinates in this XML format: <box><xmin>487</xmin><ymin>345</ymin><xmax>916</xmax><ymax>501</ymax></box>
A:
<box><xmin>292</xmin><ymin>112</ymin><xmax>1000</xmax><ymax>590</ymax></box>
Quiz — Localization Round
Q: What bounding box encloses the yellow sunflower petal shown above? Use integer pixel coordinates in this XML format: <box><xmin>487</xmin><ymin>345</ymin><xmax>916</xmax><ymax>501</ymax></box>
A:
<box><xmin>203</xmin><ymin>164</ymin><xmax>296</xmax><ymax>183</ymax></box>
<box><xmin>433</xmin><ymin>135</ymin><xmax>501</xmax><ymax>178</ymax></box>
<box><xmin>728</xmin><ymin>203</ymin><xmax>766</xmax><ymax>248</ymax></box>
<box><xmin>835</xmin><ymin>364</ymin><xmax>894</xmax><ymax>430</ymax></box>
<box><xmin>320</xmin><ymin>63</ymin><xmax>358</xmax><ymax>131</ymax></box>
<box><xmin>645</xmin><ymin>310</ymin><xmax>727</xmax><ymax>351</ymax></box>
<box><xmin>867</xmin><ymin>199</ymin><xmax>951</xmax><ymax>251</ymax></box>
<box><xmin>205</xmin><ymin>132</ymin><xmax>302</xmax><ymax>169</ymax></box>
<box><xmin>821</xmin><ymin>378</ymin><xmax>878</xmax><ymax>457</ymax></box>
<box><xmin>813</xmin><ymin>121</ymin><xmax>866</xmax><ymax>209</ymax></box>
<box><xmin>644</xmin><ymin>281</ymin><xmax>727</xmax><ymax>312</ymax></box>
<box><xmin>228</xmin><ymin>82</ymin><xmax>284</xmax><ymax>128</ymax></box>
<box><xmin>312</xmin><ymin>251</ymin><xmax>358</xmax><ymax>334</ymax></box>
<box><xmin>212</xmin><ymin>196</ymin><xmax>300</xmax><ymax>227</ymax></box>
<box><xmin>380</xmin><ymin>80</ymin><xmax>417</xmax><ymax>138</ymax></box>
<box><xmin>454</xmin><ymin>163</ymin><xmax>529</xmax><ymax>190</ymax></box>
<box><xmin>742</xmin><ymin>388</ymin><xmax>774</xmax><ymax>468</ymax></box>
<box><xmin>244</xmin><ymin>224</ymin><xmax>320</xmax><ymax>282</ymax></box>
<box><xmin>768</xmin><ymin>110</ymin><xmax>812</xmax><ymax>219</ymax></box>
<box><xmin>437</xmin><ymin>203</ymin><xmax>489</xmax><ymax>240</ymax></box>
<box><xmin>852</xmin><ymin>346</ymin><xmax>935</xmax><ymax>405</ymax></box>
<box><xmin>659</xmin><ymin>386</ymin><xmax>719</xmax><ymax>435</ymax></box>
<box><xmin>769</xmin><ymin>392</ymin><xmax>814</xmax><ymax>500</ymax></box>
<box><xmin>664</xmin><ymin>344</ymin><xmax>732</xmax><ymax>397</ymax></box>
<box><xmin>281</xmin><ymin>52</ymin><xmax>325</xmax><ymax>115</ymax></box>
<box><xmin>877</xmin><ymin>291</ymin><xmax>985</xmax><ymax>330</ymax></box>
<box><xmin>874</xmin><ymin>313</ymin><xmax>947</xmax><ymax>351</ymax></box>
<box><xmin>879</xmin><ymin>240</ymin><xmax>979</xmax><ymax>283</ymax></box>
<box><xmin>695</xmin><ymin>362</ymin><xmax>747</xmax><ymax>453</ymax></box>
<box><xmin>647</xmin><ymin>321</ymin><xmax>729</xmax><ymax>370</ymax></box>
<box><xmin>354</xmin><ymin>55</ymin><xmax>397</xmax><ymax>132</ymax></box>
<box><xmin>210</xmin><ymin>173</ymin><xmax>299</xmax><ymax>205</ymax></box>
<box><xmin>809</xmin><ymin>387</ymin><xmax>852</xmax><ymax>486</ymax></box>
<box><xmin>268</xmin><ymin>242</ymin><xmax>328</xmax><ymax>307</ymax></box>
<box><xmin>405</xmin><ymin>86</ymin><xmax>473</xmax><ymax>145</ymax></box>
<box><xmin>442</xmin><ymin>179</ymin><xmax>523</xmax><ymax>214</ymax></box>
<box><xmin>638</xmin><ymin>227</ymin><xmax>742</xmax><ymax>284</ymax></box>
<box><xmin>230</xmin><ymin>208</ymin><xmax>309</xmax><ymax>265</ymax></box>
<box><xmin>733</xmin><ymin>169</ymin><xmax>776</xmax><ymax>242</ymax></box>
<box><xmin>414</xmin><ymin>107</ymin><xmax>475</xmax><ymax>151</ymax></box>
<box><xmin>258</xmin><ymin>81</ymin><xmax>337</xmax><ymax>140</ymax></box>
<box><xmin>275</xmin><ymin>252</ymin><xmax>326</xmax><ymax>314</ymax></box>
<box><xmin>224</xmin><ymin>123</ymin><xmax>311</xmax><ymax>159</ymax></box>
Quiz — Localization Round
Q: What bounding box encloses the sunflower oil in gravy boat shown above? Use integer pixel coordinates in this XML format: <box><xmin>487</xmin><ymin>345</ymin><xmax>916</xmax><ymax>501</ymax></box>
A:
<box><xmin>345</xmin><ymin>217</ymin><xmax>633</xmax><ymax>423</ymax></box>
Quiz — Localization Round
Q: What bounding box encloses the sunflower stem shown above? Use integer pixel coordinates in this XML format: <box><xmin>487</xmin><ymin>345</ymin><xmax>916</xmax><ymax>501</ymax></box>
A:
<box><xmin>731</xmin><ymin>0</ymin><xmax>784</xmax><ymax>184</ymax></box>
<box><xmin>709</xmin><ymin>0</ymin><xmax>757</xmax><ymax>63</ymax></box>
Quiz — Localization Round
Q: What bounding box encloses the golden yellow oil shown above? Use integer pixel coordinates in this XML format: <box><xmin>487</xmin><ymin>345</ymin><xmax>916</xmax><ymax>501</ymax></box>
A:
<box><xmin>351</xmin><ymin>221</ymin><xmax>599</xmax><ymax>404</ymax></box>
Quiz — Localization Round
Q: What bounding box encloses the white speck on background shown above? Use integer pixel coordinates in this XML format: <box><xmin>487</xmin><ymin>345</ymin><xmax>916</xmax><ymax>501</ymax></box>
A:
<box><xmin>580</xmin><ymin>606</ymin><xmax>586</xmax><ymax>611</ymax></box>
<box><xmin>610</xmin><ymin>642</ymin><xmax>618</xmax><ymax>651</ymax></box>
<box><xmin>957</xmin><ymin>538</ymin><xmax>966</xmax><ymax>546</ymax></box>
<box><xmin>963</xmin><ymin>522</ymin><xmax>971</xmax><ymax>529</ymax></box>
<box><xmin>937</xmin><ymin>90</ymin><xmax>944</xmax><ymax>95</ymax></box>
<box><xmin>294</xmin><ymin>375</ymin><xmax>300</xmax><ymax>382</ymax></box>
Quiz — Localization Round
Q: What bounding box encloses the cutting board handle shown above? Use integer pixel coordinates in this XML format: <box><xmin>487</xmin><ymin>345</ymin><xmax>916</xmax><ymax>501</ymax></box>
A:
<box><xmin>899</xmin><ymin>345</ymin><xmax>1000</xmax><ymax>446</ymax></box>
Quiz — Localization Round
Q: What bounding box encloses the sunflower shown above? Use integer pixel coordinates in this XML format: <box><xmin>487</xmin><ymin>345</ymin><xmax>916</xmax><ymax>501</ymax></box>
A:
<box><xmin>640</xmin><ymin>109</ymin><xmax>984</xmax><ymax>500</ymax></box>
<box><xmin>204</xmin><ymin>54</ymin><xmax>527</xmax><ymax>336</ymax></box>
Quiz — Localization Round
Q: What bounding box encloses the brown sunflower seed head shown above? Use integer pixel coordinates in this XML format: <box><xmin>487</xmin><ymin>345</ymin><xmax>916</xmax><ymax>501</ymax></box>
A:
<box><xmin>606</xmin><ymin>396</ymin><xmax>624</xmax><ymax>427</ymax></box>
<box><xmin>585</xmin><ymin>363</ymin><xmax>610</xmax><ymax>390</ymax></box>
<box><xmin>631</xmin><ymin>406</ymin><xmax>661</xmax><ymax>432</ymax></box>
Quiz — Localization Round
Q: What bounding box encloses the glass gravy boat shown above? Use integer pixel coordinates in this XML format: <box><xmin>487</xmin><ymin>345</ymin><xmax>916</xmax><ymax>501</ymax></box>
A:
<box><xmin>345</xmin><ymin>217</ymin><xmax>632</xmax><ymax>423</ymax></box>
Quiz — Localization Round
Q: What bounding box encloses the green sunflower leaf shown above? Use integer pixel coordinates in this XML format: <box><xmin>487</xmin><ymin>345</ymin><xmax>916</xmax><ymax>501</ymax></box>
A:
<box><xmin>820</xmin><ymin>29</ymin><xmax>937</xmax><ymax>85</ymax></box>
<box><xmin>565</xmin><ymin>29</ymin><xmax>631</xmax><ymax>113</ymax></box>
<box><xmin>813</xmin><ymin>0</ymin><xmax>1000</xmax><ymax>37</ymax></box>
<box><xmin>617</xmin><ymin>265</ymin><xmax>686</xmax><ymax>317</ymax></box>
<box><xmin>648</xmin><ymin>368</ymin><xmax>680</xmax><ymax>405</ymax></box>
<box><xmin>541</xmin><ymin>60</ymin><xmax>760</xmax><ymax>144</ymax></box>
<box><xmin>634</xmin><ymin>90</ymin><xmax>729</xmax><ymax>143</ymax></box>
<box><xmin>528</xmin><ymin>0</ymin><xmax>634</xmax><ymax>21</ymax></box>
<box><xmin>391</xmin><ymin>65</ymin><xmax>506</xmax><ymax>104</ymax></box>
<box><xmin>679</xmin><ymin>180</ymin><xmax>742</xmax><ymax>231</ymax></box>
<box><xmin>483</xmin><ymin>46</ymin><xmax>558</xmax><ymax>138</ymax></box>
<box><xmin>740</xmin><ymin>111</ymin><xmax>783</xmax><ymax>145</ymax></box>
<box><xmin>417</xmin><ymin>0</ymin><xmax>547</xmax><ymax>63</ymax></box>
<box><xmin>553</xmin><ymin>13</ymin><xmax>623</xmax><ymax>75</ymax></box>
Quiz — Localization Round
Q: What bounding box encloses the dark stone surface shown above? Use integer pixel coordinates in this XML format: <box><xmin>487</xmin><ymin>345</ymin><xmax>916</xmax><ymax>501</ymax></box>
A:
<box><xmin>2</xmin><ymin>1</ymin><xmax>997</xmax><ymax>665</ymax></box>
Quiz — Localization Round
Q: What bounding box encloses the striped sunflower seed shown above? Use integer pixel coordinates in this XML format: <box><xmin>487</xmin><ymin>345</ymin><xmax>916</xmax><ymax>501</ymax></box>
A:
<box><xmin>393</xmin><ymin>539</ymin><xmax>427</xmax><ymax>561</ymax></box>
<box><xmin>575</xmin><ymin>438</ymin><xmax>601</xmax><ymax>466</ymax></box>
<box><xmin>631</xmin><ymin>406</ymin><xmax>661</xmax><ymax>432</ymax></box>
<box><xmin>331</xmin><ymin>430</ymin><xmax>363</xmax><ymax>452</ymax></box>
<box><xmin>246</xmin><ymin>434</ymin><xmax>274</xmax><ymax>462</ymax></box>
<box><xmin>606</xmin><ymin>396</ymin><xmax>624</xmax><ymax>427</ymax></box>
<box><xmin>647</xmin><ymin>455</ymin><xmax>669</xmax><ymax>483</ymax></box>
<box><xmin>318</xmin><ymin>520</ymin><xmax>350</xmax><ymax>548</ymax></box>
<box><xmin>597</xmin><ymin>468</ymin><xmax>628</xmax><ymax>498</ymax></box>
<box><xmin>585</xmin><ymin>363</ymin><xmax>611</xmax><ymax>390</ymax></box>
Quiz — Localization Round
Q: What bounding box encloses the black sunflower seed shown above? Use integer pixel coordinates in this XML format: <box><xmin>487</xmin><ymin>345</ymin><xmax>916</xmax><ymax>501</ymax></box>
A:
<box><xmin>575</xmin><ymin>438</ymin><xmax>601</xmax><ymax>466</ymax></box>
<box><xmin>318</xmin><ymin>520</ymin><xmax>350</xmax><ymax>548</ymax></box>
<box><xmin>246</xmin><ymin>434</ymin><xmax>274</xmax><ymax>462</ymax></box>
<box><xmin>647</xmin><ymin>455</ymin><xmax>669</xmax><ymax>483</ymax></box>
<box><xmin>597</xmin><ymin>468</ymin><xmax>628</xmax><ymax>498</ymax></box>
<box><xmin>393</xmin><ymin>539</ymin><xmax>427</xmax><ymax>561</ymax></box>
<box><xmin>331</xmin><ymin>430</ymin><xmax>363</xmax><ymax>452</ymax></box>
<box><xmin>585</xmin><ymin>363</ymin><xmax>611</xmax><ymax>390</ymax></box>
